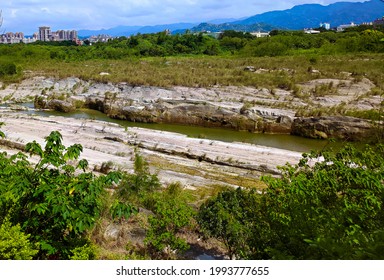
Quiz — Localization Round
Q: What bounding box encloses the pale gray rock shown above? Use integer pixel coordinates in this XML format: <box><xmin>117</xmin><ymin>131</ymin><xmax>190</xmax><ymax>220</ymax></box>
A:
<box><xmin>47</xmin><ymin>99</ymin><xmax>76</xmax><ymax>113</ymax></box>
<box><xmin>103</xmin><ymin>224</ymin><xmax>121</xmax><ymax>241</ymax></box>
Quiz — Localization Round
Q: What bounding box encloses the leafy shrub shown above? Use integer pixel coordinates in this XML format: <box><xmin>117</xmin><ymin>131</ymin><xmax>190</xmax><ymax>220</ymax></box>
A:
<box><xmin>198</xmin><ymin>187</ymin><xmax>261</xmax><ymax>259</ymax></box>
<box><xmin>116</xmin><ymin>152</ymin><xmax>161</xmax><ymax>204</ymax></box>
<box><xmin>144</xmin><ymin>183</ymin><xmax>195</xmax><ymax>259</ymax></box>
<box><xmin>260</xmin><ymin>144</ymin><xmax>384</xmax><ymax>259</ymax></box>
<box><xmin>0</xmin><ymin>62</ymin><xmax>17</xmax><ymax>77</ymax></box>
<box><xmin>243</xmin><ymin>40</ymin><xmax>288</xmax><ymax>57</ymax></box>
<box><xmin>109</xmin><ymin>199</ymin><xmax>138</xmax><ymax>222</ymax></box>
<box><xmin>0</xmin><ymin>130</ymin><xmax>123</xmax><ymax>259</ymax></box>
<box><xmin>69</xmin><ymin>244</ymin><xmax>97</xmax><ymax>260</ymax></box>
<box><xmin>0</xmin><ymin>219</ymin><xmax>38</xmax><ymax>260</ymax></box>
<box><xmin>198</xmin><ymin>144</ymin><xmax>384</xmax><ymax>260</ymax></box>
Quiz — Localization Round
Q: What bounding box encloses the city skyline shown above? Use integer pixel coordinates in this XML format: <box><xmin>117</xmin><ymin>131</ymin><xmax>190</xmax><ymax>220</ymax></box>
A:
<box><xmin>2</xmin><ymin>0</ymin><xmax>366</xmax><ymax>34</ymax></box>
<box><xmin>0</xmin><ymin>26</ymin><xmax>79</xmax><ymax>44</ymax></box>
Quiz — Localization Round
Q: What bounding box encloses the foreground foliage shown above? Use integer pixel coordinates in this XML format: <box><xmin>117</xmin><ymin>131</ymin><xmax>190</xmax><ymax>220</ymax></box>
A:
<box><xmin>0</xmin><ymin>124</ymin><xmax>196</xmax><ymax>260</ymax></box>
<box><xmin>116</xmin><ymin>155</ymin><xmax>194</xmax><ymax>259</ymax></box>
<box><xmin>0</xmin><ymin>128</ymin><xmax>125</xmax><ymax>259</ymax></box>
<box><xmin>144</xmin><ymin>182</ymin><xmax>195</xmax><ymax>259</ymax></box>
<box><xmin>198</xmin><ymin>144</ymin><xmax>384</xmax><ymax>259</ymax></box>
<box><xmin>197</xmin><ymin>187</ymin><xmax>261</xmax><ymax>259</ymax></box>
<box><xmin>1</xmin><ymin>121</ymin><xmax>383</xmax><ymax>260</ymax></box>
<box><xmin>0</xmin><ymin>219</ymin><xmax>38</xmax><ymax>260</ymax></box>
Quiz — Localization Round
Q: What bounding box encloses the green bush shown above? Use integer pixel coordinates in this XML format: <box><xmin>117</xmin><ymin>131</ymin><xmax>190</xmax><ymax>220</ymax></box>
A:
<box><xmin>0</xmin><ymin>62</ymin><xmax>17</xmax><ymax>77</ymax></box>
<box><xmin>0</xmin><ymin>219</ymin><xmax>38</xmax><ymax>260</ymax></box>
<box><xmin>198</xmin><ymin>187</ymin><xmax>262</xmax><ymax>259</ymax></box>
<box><xmin>144</xmin><ymin>183</ymin><xmax>195</xmax><ymax>259</ymax></box>
<box><xmin>0</xmin><ymin>130</ymin><xmax>123</xmax><ymax>259</ymax></box>
<box><xmin>259</xmin><ymin>144</ymin><xmax>384</xmax><ymax>259</ymax></box>
<box><xmin>116</xmin><ymin>152</ymin><xmax>161</xmax><ymax>205</ymax></box>
<box><xmin>198</xmin><ymin>144</ymin><xmax>384</xmax><ymax>260</ymax></box>
<box><xmin>69</xmin><ymin>244</ymin><xmax>97</xmax><ymax>260</ymax></box>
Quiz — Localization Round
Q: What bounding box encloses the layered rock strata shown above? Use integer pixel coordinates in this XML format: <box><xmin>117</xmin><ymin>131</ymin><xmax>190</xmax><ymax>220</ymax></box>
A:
<box><xmin>1</xmin><ymin>76</ymin><xmax>380</xmax><ymax>141</ymax></box>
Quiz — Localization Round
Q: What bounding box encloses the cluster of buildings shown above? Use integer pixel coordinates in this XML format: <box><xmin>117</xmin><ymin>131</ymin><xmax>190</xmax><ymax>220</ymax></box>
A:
<box><xmin>0</xmin><ymin>32</ymin><xmax>37</xmax><ymax>44</ymax></box>
<box><xmin>87</xmin><ymin>34</ymin><xmax>113</xmax><ymax>44</ymax></box>
<box><xmin>303</xmin><ymin>17</ymin><xmax>384</xmax><ymax>34</ymax></box>
<box><xmin>204</xmin><ymin>30</ymin><xmax>270</xmax><ymax>39</ymax></box>
<box><xmin>37</xmin><ymin>26</ymin><xmax>78</xmax><ymax>42</ymax></box>
<box><xmin>0</xmin><ymin>26</ymin><xmax>79</xmax><ymax>44</ymax></box>
<box><xmin>334</xmin><ymin>16</ymin><xmax>384</xmax><ymax>31</ymax></box>
<box><xmin>373</xmin><ymin>16</ymin><xmax>384</xmax><ymax>27</ymax></box>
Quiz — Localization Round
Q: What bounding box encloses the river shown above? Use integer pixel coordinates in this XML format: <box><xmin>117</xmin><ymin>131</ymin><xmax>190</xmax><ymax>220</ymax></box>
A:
<box><xmin>4</xmin><ymin>103</ymin><xmax>338</xmax><ymax>153</ymax></box>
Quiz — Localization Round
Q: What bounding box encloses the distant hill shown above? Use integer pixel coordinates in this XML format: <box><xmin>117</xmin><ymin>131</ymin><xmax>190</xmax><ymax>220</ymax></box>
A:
<box><xmin>78</xmin><ymin>26</ymin><xmax>141</xmax><ymax>37</ymax></box>
<box><xmin>187</xmin><ymin>22</ymin><xmax>280</xmax><ymax>33</ymax></box>
<box><xmin>78</xmin><ymin>0</ymin><xmax>384</xmax><ymax>37</ymax></box>
<box><xmin>234</xmin><ymin>0</ymin><xmax>384</xmax><ymax>30</ymax></box>
<box><xmin>78</xmin><ymin>23</ymin><xmax>197</xmax><ymax>37</ymax></box>
<box><xmin>206</xmin><ymin>18</ymin><xmax>244</xmax><ymax>24</ymax></box>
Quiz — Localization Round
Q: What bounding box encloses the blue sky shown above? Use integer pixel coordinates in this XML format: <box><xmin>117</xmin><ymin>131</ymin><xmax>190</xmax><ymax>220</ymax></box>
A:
<box><xmin>1</xmin><ymin>0</ymin><xmax>367</xmax><ymax>34</ymax></box>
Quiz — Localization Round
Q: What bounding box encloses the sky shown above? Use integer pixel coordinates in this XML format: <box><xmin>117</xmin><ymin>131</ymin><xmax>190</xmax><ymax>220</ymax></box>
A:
<box><xmin>1</xmin><ymin>0</ymin><xmax>367</xmax><ymax>34</ymax></box>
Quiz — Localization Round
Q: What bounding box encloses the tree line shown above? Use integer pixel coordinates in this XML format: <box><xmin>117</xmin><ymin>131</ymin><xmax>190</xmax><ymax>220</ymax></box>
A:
<box><xmin>0</xmin><ymin>27</ymin><xmax>384</xmax><ymax>64</ymax></box>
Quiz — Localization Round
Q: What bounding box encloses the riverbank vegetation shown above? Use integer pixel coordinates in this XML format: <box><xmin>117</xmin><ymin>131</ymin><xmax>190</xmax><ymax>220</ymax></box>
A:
<box><xmin>199</xmin><ymin>144</ymin><xmax>384</xmax><ymax>259</ymax></box>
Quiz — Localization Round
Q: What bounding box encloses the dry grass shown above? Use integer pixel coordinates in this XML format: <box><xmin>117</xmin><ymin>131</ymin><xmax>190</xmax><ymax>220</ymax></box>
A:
<box><xmin>16</xmin><ymin>53</ymin><xmax>384</xmax><ymax>90</ymax></box>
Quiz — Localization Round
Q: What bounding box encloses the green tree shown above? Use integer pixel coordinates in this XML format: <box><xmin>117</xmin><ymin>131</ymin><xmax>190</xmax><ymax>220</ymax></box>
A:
<box><xmin>260</xmin><ymin>144</ymin><xmax>384</xmax><ymax>259</ymax></box>
<box><xmin>116</xmin><ymin>151</ymin><xmax>161</xmax><ymax>205</ymax></box>
<box><xmin>198</xmin><ymin>144</ymin><xmax>384</xmax><ymax>260</ymax></box>
<box><xmin>198</xmin><ymin>187</ymin><xmax>263</xmax><ymax>259</ymax></box>
<box><xmin>0</xmin><ymin>130</ymin><xmax>123</xmax><ymax>259</ymax></box>
<box><xmin>219</xmin><ymin>37</ymin><xmax>246</xmax><ymax>53</ymax></box>
<box><xmin>144</xmin><ymin>183</ymin><xmax>195</xmax><ymax>259</ymax></box>
<box><xmin>202</xmin><ymin>36</ymin><xmax>221</xmax><ymax>55</ymax></box>
<box><xmin>218</xmin><ymin>30</ymin><xmax>253</xmax><ymax>40</ymax></box>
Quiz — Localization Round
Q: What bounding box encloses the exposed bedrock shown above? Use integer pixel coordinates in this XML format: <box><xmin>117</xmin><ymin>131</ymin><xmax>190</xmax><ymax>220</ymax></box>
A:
<box><xmin>3</xmin><ymin>76</ymin><xmax>379</xmax><ymax>141</ymax></box>
<box><xmin>292</xmin><ymin>116</ymin><xmax>375</xmax><ymax>141</ymax></box>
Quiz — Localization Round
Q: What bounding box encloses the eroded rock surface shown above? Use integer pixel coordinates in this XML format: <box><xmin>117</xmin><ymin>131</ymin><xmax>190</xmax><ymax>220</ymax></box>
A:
<box><xmin>0</xmin><ymin>113</ymin><xmax>303</xmax><ymax>189</ymax></box>
<box><xmin>0</xmin><ymin>76</ymin><xmax>380</xmax><ymax>140</ymax></box>
<box><xmin>292</xmin><ymin>116</ymin><xmax>374</xmax><ymax>141</ymax></box>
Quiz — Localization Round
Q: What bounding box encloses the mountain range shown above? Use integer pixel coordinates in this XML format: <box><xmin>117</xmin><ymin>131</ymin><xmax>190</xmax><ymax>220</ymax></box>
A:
<box><xmin>78</xmin><ymin>0</ymin><xmax>384</xmax><ymax>37</ymax></box>
<box><xmin>231</xmin><ymin>0</ymin><xmax>384</xmax><ymax>30</ymax></box>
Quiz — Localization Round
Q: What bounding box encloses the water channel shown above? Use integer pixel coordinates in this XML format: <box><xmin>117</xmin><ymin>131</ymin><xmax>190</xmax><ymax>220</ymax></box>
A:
<box><xmin>5</xmin><ymin>103</ymin><xmax>340</xmax><ymax>153</ymax></box>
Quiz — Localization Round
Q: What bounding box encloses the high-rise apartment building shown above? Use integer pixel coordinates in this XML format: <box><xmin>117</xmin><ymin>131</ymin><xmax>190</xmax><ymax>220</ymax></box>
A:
<box><xmin>0</xmin><ymin>32</ymin><xmax>37</xmax><ymax>44</ymax></box>
<box><xmin>57</xmin><ymin>30</ymin><xmax>78</xmax><ymax>41</ymax></box>
<box><xmin>39</xmin><ymin>26</ymin><xmax>51</xmax><ymax>41</ymax></box>
<box><xmin>69</xmin><ymin>30</ymin><xmax>78</xmax><ymax>40</ymax></box>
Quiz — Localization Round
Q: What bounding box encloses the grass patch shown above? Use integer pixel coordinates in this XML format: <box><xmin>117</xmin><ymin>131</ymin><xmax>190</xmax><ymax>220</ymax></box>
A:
<box><xmin>1</xmin><ymin>53</ymin><xmax>382</xmax><ymax>90</ymax></box>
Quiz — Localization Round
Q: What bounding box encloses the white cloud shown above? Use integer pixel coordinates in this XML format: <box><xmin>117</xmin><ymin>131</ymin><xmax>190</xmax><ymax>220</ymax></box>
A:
<box><xmin>1</xmin><ymin>0</ymin><xmax>367</xmax><ymax>34</ymax></box>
